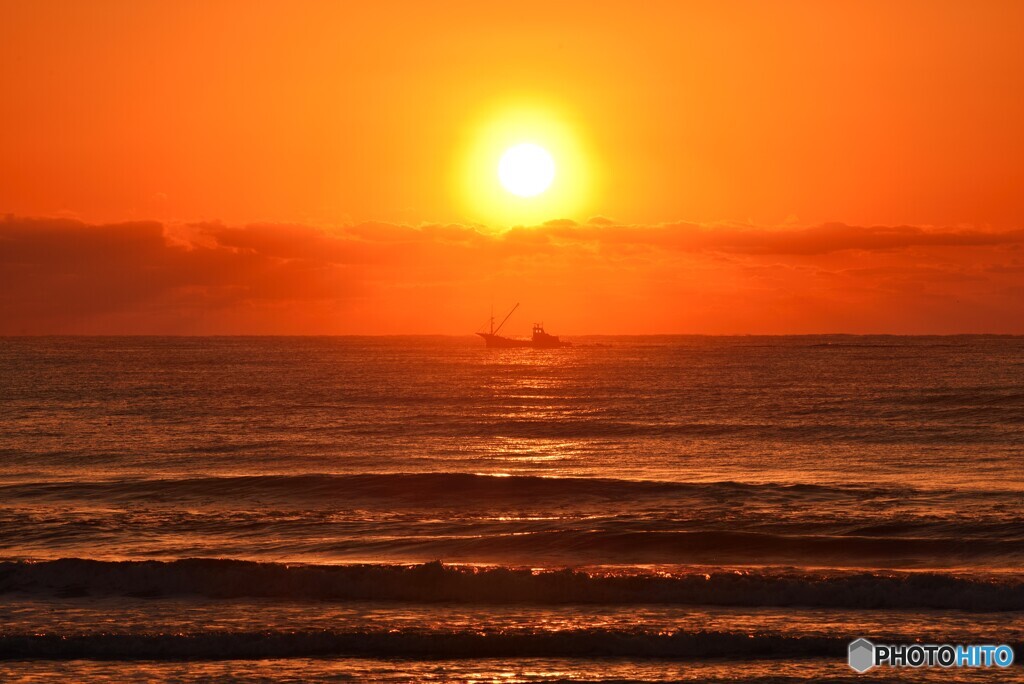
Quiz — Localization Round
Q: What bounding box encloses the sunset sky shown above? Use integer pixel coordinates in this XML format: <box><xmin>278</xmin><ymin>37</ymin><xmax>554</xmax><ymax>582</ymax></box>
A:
<box><xmin>2</xmin><ymin>0</ymin><xmax>1023</xmax><ymax>334</ymax></box>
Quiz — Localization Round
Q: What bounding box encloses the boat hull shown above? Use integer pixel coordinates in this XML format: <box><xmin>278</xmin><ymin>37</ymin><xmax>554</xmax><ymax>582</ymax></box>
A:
<box><xmin>476</xmin><ymin>333</ymin><xmax>533</xmax><ymax>348</ymax></box>
<box><xmin>476</xmin><ymin>333</ymin><xmax>571</xmax><ymax>348</ymax></box>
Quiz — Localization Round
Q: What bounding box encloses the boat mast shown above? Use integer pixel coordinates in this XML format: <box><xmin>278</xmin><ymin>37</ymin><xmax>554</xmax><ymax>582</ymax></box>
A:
<box><xmin>493</xmin><ymin>303</ymin><xmax>519</xmax><ymax>335</ymax></box>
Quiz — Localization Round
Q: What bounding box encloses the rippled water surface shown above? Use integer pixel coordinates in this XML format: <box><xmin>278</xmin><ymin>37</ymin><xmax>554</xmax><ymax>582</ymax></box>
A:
<box><xmin>1</xmin><ymin>336</ymin><xmax>1021</xmax><ymax>681</ymax></box>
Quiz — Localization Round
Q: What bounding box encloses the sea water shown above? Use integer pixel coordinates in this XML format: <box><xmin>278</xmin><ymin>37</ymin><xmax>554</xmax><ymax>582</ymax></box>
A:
<box><xmin>1</xmin><ymin>336</ymin><xmax>1022</xmax><ymax>681</ymax></box>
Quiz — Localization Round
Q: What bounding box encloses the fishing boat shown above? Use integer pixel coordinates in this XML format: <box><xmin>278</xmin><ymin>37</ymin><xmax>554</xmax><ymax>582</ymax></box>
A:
<box><xmin>476</xmin><ymin>303</ymin><xmax>571</xmax><ymax>348</ymax></box>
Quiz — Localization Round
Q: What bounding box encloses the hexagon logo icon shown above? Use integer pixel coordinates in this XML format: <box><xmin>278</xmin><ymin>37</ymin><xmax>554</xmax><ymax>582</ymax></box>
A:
<box><xmin>848</xmin><ymin>638</ymin><xmax>875</xmax><ymax>672</ymax></box>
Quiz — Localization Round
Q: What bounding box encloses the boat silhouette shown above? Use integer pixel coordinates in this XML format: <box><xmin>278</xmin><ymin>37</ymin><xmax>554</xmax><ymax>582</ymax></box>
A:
<box><xmin>476</xmin><ymin>303</ymin><xmax>571</xmax><ymax>348</ymax></box>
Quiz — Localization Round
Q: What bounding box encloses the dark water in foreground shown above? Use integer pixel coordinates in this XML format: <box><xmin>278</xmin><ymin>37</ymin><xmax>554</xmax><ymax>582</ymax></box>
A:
<box><xmin>0</xmin><ymin>336</ymin><xmax>1022</xmax><ymax>682</ymax></box>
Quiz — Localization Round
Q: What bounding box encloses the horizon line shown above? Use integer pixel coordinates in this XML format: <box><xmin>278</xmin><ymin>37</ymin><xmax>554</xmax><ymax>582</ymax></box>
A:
<box><xmin>3</xmin><ymin>333</ymin><xmax>1023</xmax><ymax>339</ymax></box>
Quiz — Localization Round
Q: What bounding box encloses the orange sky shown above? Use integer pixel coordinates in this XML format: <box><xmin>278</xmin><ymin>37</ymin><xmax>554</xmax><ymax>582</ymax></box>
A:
<box><xmin>2</xmin><ymin>1</ymin><xmax>1024</xmax><ymax>334</ymax></box>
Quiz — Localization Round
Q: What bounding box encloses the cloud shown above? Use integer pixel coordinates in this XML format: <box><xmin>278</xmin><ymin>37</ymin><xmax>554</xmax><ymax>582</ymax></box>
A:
<box><xmin>2</xmin><ymin>214</ymin><xmax>1023</xmax><ymax>334</ymax></box>
<box><xmin>541</xmin><ymin>221</ymin><xmax>1024</xmax><ymax>256</ymax></box>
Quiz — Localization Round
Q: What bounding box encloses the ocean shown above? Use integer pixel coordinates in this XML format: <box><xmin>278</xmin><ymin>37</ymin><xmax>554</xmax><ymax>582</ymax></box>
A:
<box><xmin>0</xmin><ymin>335</ymin><xmax>1022</xmax><ymax>682</ymax></box>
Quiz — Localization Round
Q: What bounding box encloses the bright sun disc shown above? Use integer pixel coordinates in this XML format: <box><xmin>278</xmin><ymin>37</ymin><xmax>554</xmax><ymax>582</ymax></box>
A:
<box><xmin>498</xmin><ymin>143</ymin><xmax>555</xmax><ymax>197</ymax></box>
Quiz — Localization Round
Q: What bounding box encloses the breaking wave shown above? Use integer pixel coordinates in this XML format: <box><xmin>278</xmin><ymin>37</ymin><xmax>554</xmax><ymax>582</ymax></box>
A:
<box><xmin>1</xmin><ymin>559</ymin><xmax>1021</xmax><ymax>612</ymax></box>
<box><xmin>0</xmin><ymin>629</ymin><xmax>849</xmax><ymax>661</ymax></box>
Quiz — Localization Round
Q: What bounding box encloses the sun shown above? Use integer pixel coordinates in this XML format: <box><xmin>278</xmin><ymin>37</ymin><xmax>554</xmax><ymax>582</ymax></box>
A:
<box><xmin>498</xmin><ymin>143</ymin><xmax>555</xmax><ymax>197</ymax></box>
<box><xmin>456</xmin><ymin>101</ymin><xmax>597</xmax><ymax>226</ymax></box>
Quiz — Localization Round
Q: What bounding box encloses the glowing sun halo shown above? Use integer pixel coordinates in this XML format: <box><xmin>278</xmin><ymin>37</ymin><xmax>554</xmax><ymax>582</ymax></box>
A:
<box><xmin>498</xmin><ymin>143</ymin><xmax>555</xmax><ymax>197</ymax></box>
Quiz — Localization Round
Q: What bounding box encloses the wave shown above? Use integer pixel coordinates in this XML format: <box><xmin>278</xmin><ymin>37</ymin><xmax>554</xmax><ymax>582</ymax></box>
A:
<box><xmin>2</xmin><ymin>474</ymin><xmax>1019</xmax><ymax>566</ymax></box>
<box><xmin>344</xmin><ymin>529</ymin><xmax>1024</xmax><ymax>565</ymax></box>
<box><xmin>2</xmin><ymin>524</ymin><xmax>1020</xmax><ymax>568</ymax></box>
<box><xmin>352</xmin><ymin>419</ymin><xmax>1015</xmax><ymax>442</ymax></box>
<box><xmin>2</xmin><ymin>560</ymin><xmax>1021</xmax><ymax>612</ymax></box>
<box><xmin>0</xmin><ymin>628</ymin><xmax>850</xmax><ymax>661</ymax></box>
<box><xmin>0</xmin><ymin>472</ymin><xmax>936</xmax><ymax>506</ymax></box>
